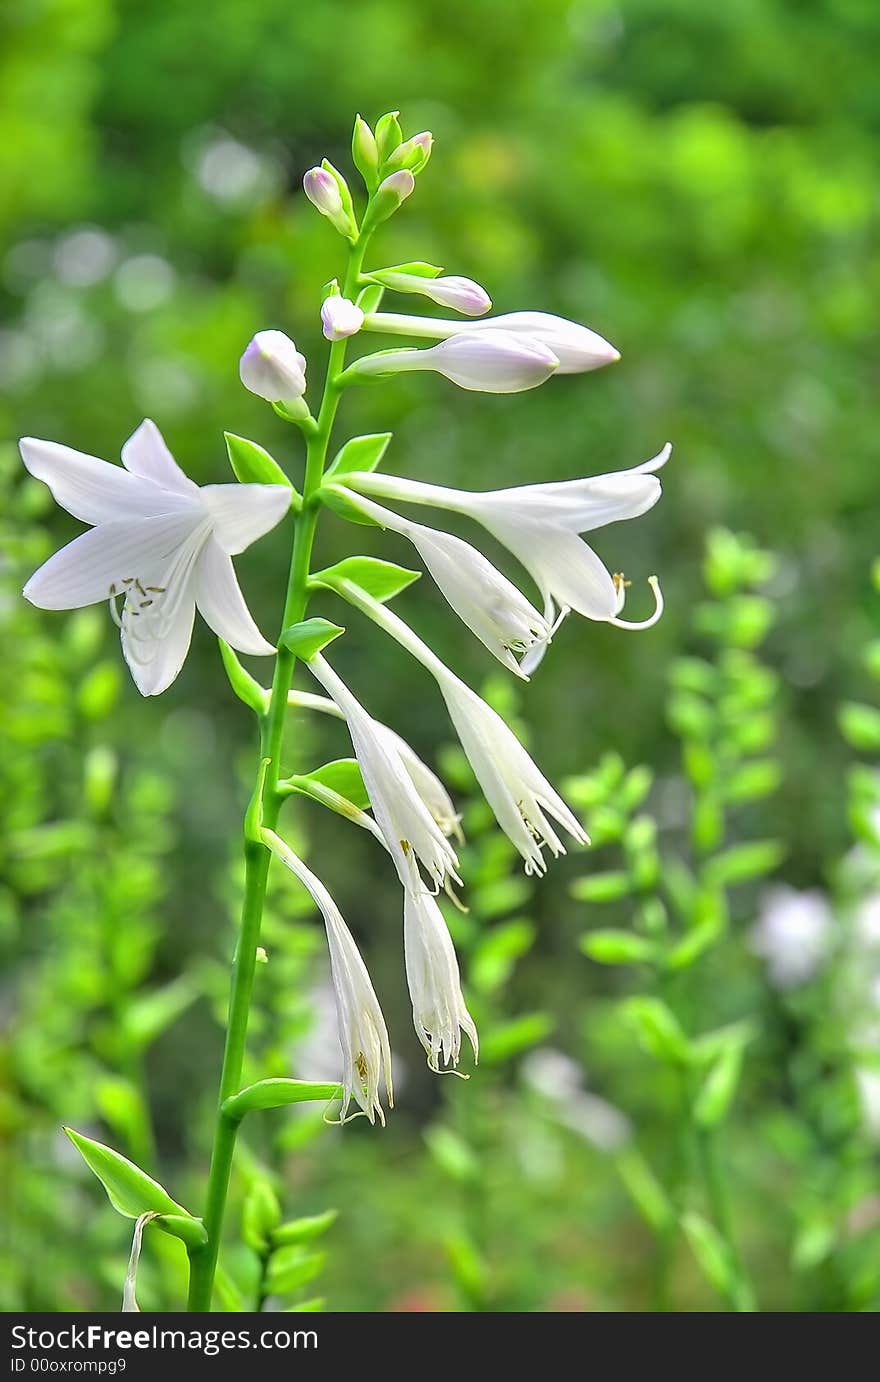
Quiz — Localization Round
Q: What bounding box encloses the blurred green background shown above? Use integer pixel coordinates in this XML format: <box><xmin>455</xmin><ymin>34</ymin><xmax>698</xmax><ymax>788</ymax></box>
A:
<box><xmin>2</xmin><ymin>0</ymin><xmax>879</xmax><ymax>1312</ymax></box>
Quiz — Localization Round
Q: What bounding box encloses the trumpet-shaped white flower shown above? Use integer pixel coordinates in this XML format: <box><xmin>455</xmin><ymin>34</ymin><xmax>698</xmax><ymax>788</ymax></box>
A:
<box><xmin>369</xmin><ymin>270</ymin><xmax>491</xmax><ymax>316</ymax></box>
<box><xmin>308</xmin><ymin>654</ymin><xmax>460</xmax><ymax>893</ymax></box>
<box><xmin>239</xmin><ymin>330</ymin><xmax>307</xmax><ymax>402</ymax></box>
<box><xmin>327</xmin><ymin>485</ymin><xmax>550</xmax><ymax>675</ymax></box>
<box><xmin>437</xmin><ymin>671</ymin><xmax>588</xmax><ymax>874</ymax></box>
<box><xmin>404</xmin><ymin>889</ymin><xmax>478</xmax><ymax>1071</ymax></box>
<box><xmin>348</xmin><ymin>329</ymin><xmax>558</xmax><ymax>394</ymax></box>
<box><xmin>346</xmin><ymin>444</ymin><xmax>670</xmax><ymax>657</ymax></box>
<box><xmin>263</xmin><ymin>829</ymin><xmax>392</xmax><ymax>1124</ymax></box>
<box><xmin>362</xmin><ymin>308</ymin><xmax>618</xmax><ymax>372</ymax></box>
<box><xmin>21</xmin><ymin>421</ymin><xmax>290</xmax><ymax>695</ymax></box>
<box><xmin>321</xmin><ymin>296</ymin><xmax>364</xmax><ymax>341</ymax></box>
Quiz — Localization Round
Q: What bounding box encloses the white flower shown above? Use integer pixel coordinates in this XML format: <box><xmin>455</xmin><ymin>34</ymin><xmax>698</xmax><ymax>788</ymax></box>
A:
<box><xmin>436</xmin><ymin>669</ymin><xmax>588</xmax><ymax>875</ymax></box>
<box><xmin>308</xmin><ymin>654</ymin><xmax>460</xmax><ymax>894</ymax></box>
<box><xmin>239</xmin><ymin>330</ymin><xmax>307</xmax><ymax>403</ymax></box>
<box><xmin>750</xmin><ymin>886</ymin><xmax>834</xmax><ymax>990</ymax></box>
<box><xmin>370</xmin><ymin>270</ymin><xmax>491</xmax><ymax>316</ymax></box>
<box><xmin>21</xmin><ymin>420</ymin><xmax>289</xmax><ymax>696</ymax></box>
<box><xmin>465</xmin><ymin>311</ymin><xmax>619</xmax><ymax>373</ymax></box>
<box><xmin>328</xmin><ymin>485</ymin><xmax>550</xmax><ymax>675</ymax></box>
<box><xmin>321</xmin><ymin>296</ymin><xmax>364</xmax><ymax>342</ymax></box>
<box><xmin>264</xmin><ymin>829</ymin><xmax>392</xmax><ymax>1124</ymax></box>
<box><xmin>346</xmin><ymin>444</ymin><xmax>670</xmax><ymax>655</ymax></box>
<box><xmin>302</xmin><ymin>167</ymin><xmax>354</xmax><ymax>236</ymax></box>
<box><xmin>404</xmin><ymin>889</ymin><xmax>477</xmax><ymax>1071</ymax></box>
<box><xmin>348</xmin><ymin>329</ymin><xmax>559</xmax><ymax>394</ymax></box>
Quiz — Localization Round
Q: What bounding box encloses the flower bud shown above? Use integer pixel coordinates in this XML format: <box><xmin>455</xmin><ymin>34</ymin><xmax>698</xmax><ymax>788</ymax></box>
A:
<box><xmin>375</xmin><ymin>110</ymin><xmax>403</xmax><ymax>162</ymax></box>
<box><xmin>385</xmin><ymin>131</ymin><xmax>433</xmax><ymax>175</ymax></box>
<box><xmin>321</xmin><ymin>295</ymin><xmax>365</xmax><ymax>342</ymax></box>
<box><xmin>239</xmin><ymin>330</ymin><xmax>307</xmax><ymax>403</ymax></box>
<box><xmin>352</xmin><ymin>114</ymin><xmax>379</xmax><ymax>188</ymax></box>
<box><xmin>349</xmin><ymin>328</ymin><xmax>558</xmax><ymax>394</ymax></box>
<box><xmin>302</xmin><ymin>166</ymin><xmax>356</xmax><ymax>238</ymax></box>
<box><xmin>366</xmin><ymin>170</ymin><xmax>415</xmax><ymax>228</ymax></box>
<box><xmin>469</xmin><ymin>311</ymin><xmax>619</xmax><ymax>373</ymax></box>
<box><xmin>370</xmin><ymin>270</ymin><xmax>491</xmax><ymax>316</ymax></box>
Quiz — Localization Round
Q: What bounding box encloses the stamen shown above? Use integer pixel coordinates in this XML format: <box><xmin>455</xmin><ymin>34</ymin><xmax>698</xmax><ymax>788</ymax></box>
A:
<box><xmin>606</xmin><ymin>575</ymin><xmax>664</xmax><ymax>631</ymax></box>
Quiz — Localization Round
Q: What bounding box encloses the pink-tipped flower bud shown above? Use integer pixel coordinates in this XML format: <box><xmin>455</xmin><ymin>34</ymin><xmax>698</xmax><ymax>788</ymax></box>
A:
<box><xmin>321</xmin><ymin>296</ymin><xmax>365</xmax><ymax>342</ymax></box>
<box><xmin>302</xmin><ymin>167</ymin><xmax>356</xmax><ymax>238</ymax></box>
<box><xmin>239</xmin><ymin>330</ymin><xmax>307</xmax><ymax>403</ymax></box>
<box><xmin>385</xmin><ymin>131</ymin><xmax>433</xmax><ymax>175</ymax></box>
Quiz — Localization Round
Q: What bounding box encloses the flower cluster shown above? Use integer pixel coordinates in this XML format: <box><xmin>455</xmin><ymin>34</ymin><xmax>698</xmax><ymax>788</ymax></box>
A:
<box><xmin>21</xmin><ymin>111</ymin><xmax>669</xmax><ymax>1124</ymax></box>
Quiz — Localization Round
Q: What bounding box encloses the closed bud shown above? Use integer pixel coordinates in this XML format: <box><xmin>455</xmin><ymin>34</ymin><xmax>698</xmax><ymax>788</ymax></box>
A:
<box><xmin>302</xmin><ymin>167</ymin><xmax>356</xmax><ymax>238</ymax></box>
<box><xmin>366</xmin><ymin>170</ymin><xmax>415</xmax><ymax>228</ymax></box>
<box><xmin>385</xmin><ymin>131</ymin><xmax>433</xmax><ymax>175</ymax></box>
<box><xmin>352</xmin><ymin>114</ymin><xmax>379</xmax><ymax>188</ymax></box>
<box><xmin>321</xmin><ymin>295</ymin><xmax>364</xmax><ymax>342</ymax></box>
<box><xmin>239</xmin><ymin>330</ymin><xmax>307</xmax><ymax>403</ymax></box>
<box><xmin>370</xmin><ymin>270</ymin><xmax>491</xmax><ymax>316</ymax></box>
<box><xmin>375</xmin><ymin>110</ymin><xmax>403</xmax><ymax>162</ymax></box>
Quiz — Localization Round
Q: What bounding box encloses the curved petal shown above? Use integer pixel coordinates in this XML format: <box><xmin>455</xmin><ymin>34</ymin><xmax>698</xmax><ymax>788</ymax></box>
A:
<box><xmin>19</xmin><ymin>438</ymin><xmax>185</xmax><ymax>526</ymax></box>
<box><xmin>489</xmin><ymin>520</ymin><xmax>619</xmax><ymax>620</ymax></box>
<box><xmin>123</xmin><ymin>594</ymin><xmax>195</xmax><ymax>697</ymax></box>
<box><xmin>23</xmin><ymin>512</ymin><xmax>205</xmax><ymax>610</ymax></box>
<box><xmin>200</xmin><ymin>483</ymin><xmax>291</xmax><ymax>555</ymax></box>
<box><xmin>121</xmin><ymin>419</ymin><xmax>200</xmax><ymax>497</ymax></box>
<box><xmin>194</xmin><ymin>537</ymin><xmax>275</xmax><ymax>655</ymax></box>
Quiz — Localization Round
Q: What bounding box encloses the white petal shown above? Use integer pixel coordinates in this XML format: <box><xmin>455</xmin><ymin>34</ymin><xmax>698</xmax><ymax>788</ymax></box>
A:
<box><xmin>200</xmin><ymin>483</ymin><xmax>291</xmax><ymax>555</ymax></box>
<box><xmin>23</xmin><ymin>511</ymin><xmax>205</xmax><ymax>610</ymax></box>
<box><xmin>121</xmin><ymin>419</ymin><xmax>201</xmax><ymax>497</ymax></box>
<box><xmin>194</xmin><ymin>538</ymin><xmax>275</xmax><ymax>655</ymax></box>
<box><xmin>19</xmin><ymin>438</ymin><xmax>185</xmax><ymax>526</ymax></box>
<box><xmin>487</xmin><ymin>521</ymin><xmax>618</xmax><ymax>620</ymax></box>
<box><xmin>123</xmin><ymin>592</ymin><xmax>195</xmax><ymax>697</ymax></box>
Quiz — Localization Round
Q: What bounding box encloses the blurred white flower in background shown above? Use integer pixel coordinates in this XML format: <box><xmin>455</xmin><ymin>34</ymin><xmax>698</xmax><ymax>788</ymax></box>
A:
<box><xmin>53</xmin><ymin>227</ymin><xmax>118</xmax><ymax>286</ymax></box>
<box><xmin>521</xmin><ymin>1047</ymin><xmax>631</xmax><ymax>1152</ymax></box>
<box><xmin>115</xmin><ymin>255</ymin><xmax>176</xmax><ymax>312</ymax></box>
<box><xmin>750</xmin><ymin>886</ymin><xmax>834</xmax><ymax>990</ymax></box>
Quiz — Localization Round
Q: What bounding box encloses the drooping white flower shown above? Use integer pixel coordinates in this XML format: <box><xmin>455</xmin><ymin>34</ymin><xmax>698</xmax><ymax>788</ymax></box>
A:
<box><xmin>345</xmin><ymin>444</ymin><xmax>670</xmax><ymax>658</ymax></box>
<box><xmin>287</xmin><ymin>688</ymin><xmax>462</xmax><ymax>841</ymax></box>
<box><xmin>21</xmin><ymin>421</ymin><xmax>289</xmax><ymax>695</ymax></box>
<box><xmin>750</xmin><ymin>886</ymin><xmax>834</xmax><ymax>990</ymax></box>
<box><xmin>239</xmin><ymin>330</ymin><xmax>307</xmax><ymax>403</ymax></box>
<box><xmin>369</xmin><ymin>270</ymin><xmax>491</xmax><ymax>316</ymax></box>
<box><xmin>308</xmin><ymin>654</ymin><xmax>460</xmax><ymax>893</ymax></box>
<box><xmin>321</xmin><ymin>296</ymin><xmax>364</xmax><ymax>342</ymax></box>
<box><xmin>404</xmin><ymin>889</ymin><xmax>477</xmax><ymax>1071</ymax></box>
<box><xmin>348</xmin><ymin>329</ymin><xmax>559</xmax><ymax>394</ymax></box>
<box><xmin>263</xmin><ymin>829</ymin><xmax>392</xmax><ymax>1124</ymax></box>
<box><xmin>436</xmin><ymin>670</ymin><xmax>588</xmax><ymax>874</ymax></box>
<box><xmin>327</xmin><ymin>485</ymin><xmax>551</xmax><ymax>675</ymax></box>
<box><xmin>361</xmin><ymin>308</ymin><xmax>618</xmax><ymax>372</ymax></box>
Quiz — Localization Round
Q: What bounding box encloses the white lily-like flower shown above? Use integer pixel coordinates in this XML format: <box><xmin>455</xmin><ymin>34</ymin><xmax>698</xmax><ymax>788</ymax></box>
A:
<box><xmin>321</xmin><ymin>296</ymin><xmax>364</xmax><ymax>341</ymax></box>
<box><xmin>21</xmin><ymin>420</ymin><xmax>290</xmax><ymax>695</ymax></box>
<box><xmin>361</xmin><ymin>308</ymin><xmax>618</xmax><ymax>372</ymax></box>
<box><xmin>320</xmin><ymin>581</ymin><xmax>587</xmax><ymax>876</ymax></box>
<box><xmin>345</xmin><ymin>444</ymin><xmax>670</xmax><ymax>666</ymax></box>
<box><xmin>287</xmin><ymin>688</ymin><xmax>462</xmax><ymax>841</ymax></box>
<box><xmin>308</xmin><ymin>654</ymin><xmax>460</xmax><ymax>894</ymax></box>
<box><xmin>347</xmin><ymin>329</ymin><xmax>558</xmax><ymax>394</ymax></box>
<box><xmin>239</xmin><ymin>330</ymin><xmax>307</xmax><ymax>403</ymax></box>
<box><xmin>368</xmin><ymin>270</ymin><xmax>491</xmax><ymax>316</ymax></box>
<box><xmin>263</xmin><ymin>828</ymin><xmax>392</xmax><ymax>1124</ymax></box>
<box><xmin>404</xmin><ymin>889</ymin><xmax>478</xmax><ymax>1071</ymax></box>
<box><xmin>326</xmin><ymin>485</ymin><xmax>550</xmax><ymax>675</ymax></box>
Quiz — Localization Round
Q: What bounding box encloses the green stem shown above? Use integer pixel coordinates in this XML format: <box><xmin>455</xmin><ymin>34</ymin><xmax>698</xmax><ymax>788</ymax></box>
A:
<box><xmin>692</xmin><ymin>1119</ymin><xmax>755</xmax><ymax>1312</ymax></box>
<box><xmin>187</xmin><ymin>232</ymin><xmax>369</xmax><ymax>1311</ymax></box>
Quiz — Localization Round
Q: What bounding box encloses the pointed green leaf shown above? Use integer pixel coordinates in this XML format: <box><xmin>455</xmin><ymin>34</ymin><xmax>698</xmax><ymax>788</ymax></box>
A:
<box><xmin>580</xmin><ymin>930</ymin><xmax>659</xmax><ymax>965</ymax></box>
<box><xmin>267</xmin><ymin>1247</ymin><xmax>326</xmax><ymax>1295</ymax></box>
<box><xmin>219</xmin><ymin>640</ymin><xmax>270</xmax><ymax>715</ymax></box>
<box><xmin>470</xmin><ymin>919</ymin><xmax>535</xmax><ymax>995</ymax></box>
<box><xmin>154</xmin><ymin>1214</ymin><xmax>208</xmax><ymax>1249</ymax></box>
<box><xmin>479</xmin><ymin>1012</ymin><xmax>554</xmax><ymax>1065</ymax></box>
<box><xmin>224</xmin><ymin>433</ymin><xmax>293</xmax><ymax>490</ymax></box>
<box><xmin>64</xmin><ymin>1128</ymin><xmax>185</xmax><ymax>1219</ymax></box>
<box><xmin>693</xmin><ymin>1037</ymin><xmax>748</xmax><ymax>1127</ymax></box>
<box><xmin>615</xmin><ymin>1148</ymin><xmax>675</xmax><ymax>1233</ymax></box>
<box><xmin>570</xmin><ymin>871</ymin><xmax>632</xmax><ymax>903</ymax></box>
<box><xmin>285</xmin><ymin>1297</ymin><xmax>326</xmax><ymax>1312</ymax></box>
<box><xmin>122</xmin><ymin>975</ymin><xmax>200</xmax><ymax>1050</ymax></box>
<box><xmin>222</xmin><ymin>1078</ymin><xmax>341</xmax><ymax>1123</ymax></box>
<box><xmin>318</xmin><ymin>484</ymin><xmax>381</xmax><ymax>527</ymax></box>
<box><xmin>272</xmin><ymin>1209</ymin><xmax>338</xmax><ymax>1247</ymax></box>
<box><xmin>622</xmin><ymin>998</ymin><xmax>691</xmax><ymax>1065</ymax></box>
<box><xmin>279</xmin><ymin>619</ymin><xmax>344</xmax><ymax>661</ymax></box>
<box><xmin>299</xmin><ymin>759</ymin><xmax>370</xmax><ymax>810</ymax></box>
<box><xmin>375</xmin><ymin>110</ymin><xmax>402</xmax><ymax>162</ymax></box>
<box><xmin>242</xmin><ymin>1181</ymin><xmax>282</xmax><ymax>1253</ymax></box>
<box><xmin>367</xmin><ymin>261</ymin><xmax>445</xmax><ymax>280</ymax></box>
<box><xmin>703</xmin><ymin>839</ymin><xmax>785</xmax><ymax>888</ymax></box>
<box><xmin>355</xmin><ymin>284</ymin><xmax>385</xmax><ymax>314</ymax></box>
<box><xmin>312</xmin><ymin>556</ymin><xmax>420</xmax><ymax>604</ymax></box>
<box><xmin>325</xmin><ymin>432</ymin><xmax>392</xmax><ymax>482</ymax></box>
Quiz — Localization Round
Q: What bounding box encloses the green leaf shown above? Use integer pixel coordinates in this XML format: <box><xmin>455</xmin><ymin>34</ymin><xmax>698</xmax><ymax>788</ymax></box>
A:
<box><xmin>279</xmin><ymin>619</ymin><xmax>344</xmax><ymax>661</ymax></box>
<box><xmin>479</xmin><ymin>1012</ymin><xmax>554</xmax><ymax>1065</ymax></box>
<box><xmin>214</xmin><ymin>1266</ymin><xmax>246</xmax><ymax>1312</ymax></box>
<box><xmin>285</xmin><ymin>1298</ymin><xmax>326</xmax><ymax>1312</ymax></box>
<box><xmin>444</xmin><ymin>1233</ymin><xmax>488</xmax><ymax>1306</ymax></box>
<box><xmin>424</xmin><ymin>1125</ymin><xmax>480</xmax><ymax>1183</ymax></box>
<box><xmin>355</xmin><ymin>284</ymin><xmax>385</xmax><ymax>314</ymax></box>
<box><xmin>580</xmin><ymin>930</ymin><xmax>658</xmax><ymax>965</ymax></box>
<box><xmin>267</xmin><ymin>1247</ymin><xmax>326</xmax><ymax>1295</ymax></box>
<box><xmin>242</xmin><ymin>1181</ymin><xmax>282</xmax><ymax>1253</ymax></box>
<box><xmin>722</xmin><ymin>759</ymin><xmax>781</xmax><ymax>803</ymax></box>
<box><xmin>298</xmin><ymin>759</ymin><xmax>370</xmax><ymax>811</ymax></box>
<box><xmin>622</xmin><ymin>998</ymin><xmax>691</xmax><ymax>1065</ymax></box>
<box><xmin>665</xmin><ymin>912</ymin><xmax>725</xmax><ymax>970</ymax></box>
<box><xmin>615</xmin><ymin>1149</ymin><xmax>675</xmax><ymax>1233</ymax></box>
<box><xmin>272</xmin><ymin>1209</ymin><xmax>338</xmax><ymax>1247</ymax></box>
<box><xmin>470</xmin><ymin>919</ymin><xmax>535</xmax><ymax>994</ymax></box>
<box><xmin>122</xmin><ymin>975</ymin><xmax>200</xmax><ymax>1050</ymax></box>
<box><xmin>311</xmin><ymin>555</ymin><xmax>419</xmax><ymax>604</ymax></box>
<box><xmin>839</xmin><ymin>701</ymin><xmax>880</xmax><ymax>753</ymax></box>
<box><xmin>693</xmin><ymin>1037</ymin><xmax>748</xmax><ymax>1127</ymax></box>
<box><xmin>324</xmin><ymin>432</ymin><xmax>392</xmax><ymax>482</ymax></box>
<box><xmin>64</xmin><ymin>1128</ymin><xmax>185</xmax><ymax>1219</ymax></box>
<box><xmin>154</xmin><ymin>1215</ymin><xmax>208</xmax><ymax>1250</ymax></box>
<box><xmin>681</xmin><ymin>1212</ymin><xmax>753</xmax><ymax>1309</ymax></box>
<box><xmin>222</xmin><ymin>1078</ymin><xmax>341</xmax><ymax>1123</ymax></box>
<box><xmin>224</xmin><ymin>433</ymin><xmax>293</xmax><ymax>490</ymax></box>
<box><xmin>219</xmin><ymin>640</ymin><xmax>269</xmax><ymax>715</ymax></box>
<box><xmin>318</xmin><ymin>484</ymin><xmax>381</xmax><ymax>527</ymax></box>
<box><xmin>375</xmin><ymin>110</ymin><xmax>402</xmax><ymax>162</ymax></box>
<box><xmin>570</xmin><ymin>871</ymin><xmax>632</xmax><ymax>903</ymax></box>
<box><xmin>703</xmin><ymin>839</ymin><xmax>785</xmax><ymax>888</ymax></box>
<box><xmin>369</xmin><ymin>260</ymin><xmax>444</xmax><ymax>280</ymax></box>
